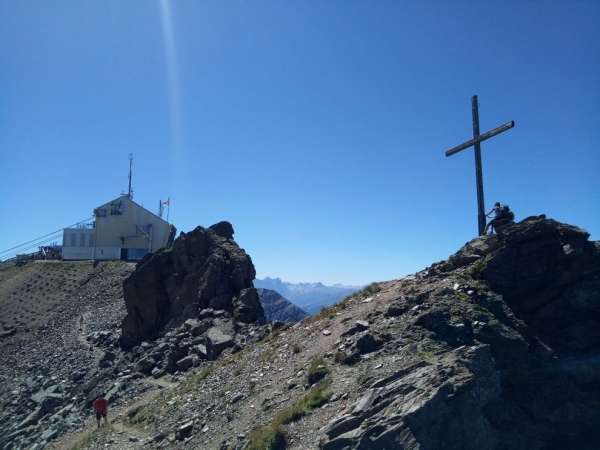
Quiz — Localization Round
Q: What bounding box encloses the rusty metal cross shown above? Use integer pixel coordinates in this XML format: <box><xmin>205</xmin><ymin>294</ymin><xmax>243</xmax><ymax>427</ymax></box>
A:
<box><xmin>444</xmin><ymin>95</ymin><xmax>515</xmax><ymax>236</ymax></box>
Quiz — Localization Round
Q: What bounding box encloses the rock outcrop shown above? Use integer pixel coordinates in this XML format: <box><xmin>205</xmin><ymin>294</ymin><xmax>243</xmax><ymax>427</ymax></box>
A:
<box><xmin>120</xmin><ymin>221</ymin><xmax>265</xmax><ymax>349</ymax></box>
<box><xmin>257</xmin><ymin>288</ymin><xmax>309</xmax><ymax>322</ymax></box>
<box><xmin>318</xmin><ymin>215</ymin><xmax>600</xmax><ymax>450</ymax></box>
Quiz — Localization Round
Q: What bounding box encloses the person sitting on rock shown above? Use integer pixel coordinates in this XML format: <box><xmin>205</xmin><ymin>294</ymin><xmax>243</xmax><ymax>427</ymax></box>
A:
<box><xmin>484</xmin><ymin>202</ymin><xmax>513</xmax><ymax>234</ymax></box>
<box><xmin>93</xmin><ymin>394</ymin><xmax>109</xmax><ymax>428</ymax></box>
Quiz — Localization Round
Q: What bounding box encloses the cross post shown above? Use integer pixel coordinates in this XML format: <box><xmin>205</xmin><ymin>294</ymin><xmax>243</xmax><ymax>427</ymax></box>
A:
<box><xmin>471</xmin><ymin>96</ymin><xmax>486</xmax><ymax>236</ymax></box>
<box><xmin>444</xmin><ymin>96</ymin><xmax>515</xmax><ymax>236</ymax></box>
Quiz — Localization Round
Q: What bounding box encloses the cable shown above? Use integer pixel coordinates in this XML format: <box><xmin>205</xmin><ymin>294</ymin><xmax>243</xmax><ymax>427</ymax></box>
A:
<box><xmin>0</xmin><ymin>217</ymin><xmax>93</xmax><ymax>256</ymax></box>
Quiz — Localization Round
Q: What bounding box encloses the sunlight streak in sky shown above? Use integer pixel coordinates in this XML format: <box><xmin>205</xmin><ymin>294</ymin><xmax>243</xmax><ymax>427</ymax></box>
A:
<box><xmin>159</xmin><ymin>0</ymin><xmax>184</xmax><ymax>164</ymax></box>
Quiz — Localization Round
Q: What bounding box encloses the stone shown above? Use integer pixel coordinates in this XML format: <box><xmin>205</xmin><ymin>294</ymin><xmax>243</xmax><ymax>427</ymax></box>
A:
<box><xmin>209</xmin><ymin>221</ymin><xmax>234</xmax><ymax>239</ymax></box>
<box><xmin>98</xmin><ymin>350</ymin><xmax>116</xmax><ymax>368</ymax></box>
<box><xmin>40</xmin><ymin>428</ymin><xmax>59</xmax><ymax>442</ymax></box>
<box><xmin>135</xmin><ymin>356</ymin><xmax>156</xmax><ymax>375</ymax></box>
<box><xmin>230</xmin><ymin>393</ymin><xmax>244</xmax><ymax>403</ymax></box>
<box><xmin>176</xmin><ymin>355</ymin><xmax>198</xmax><ymax>372</ymax></box>
<box><xmin>151</xmin><ymin>367</ymin><xmax>166</xmax><ymax>379</ymax></box>
<box><xmin>355</xmin><ymin>332</ymin><xmax>381</xmax><ymax>355</ymax></box>
<box><xmin>233</xmin><ymin>288</ymin><xmax>264</xmax><ymax>324</ymax></box>
<box><xmin>352</xmin><ymin>389</ymin><xmax>377</xmax><ymax>415</ymax></box>
<box><xmin>199</xmin><ymin>308</ymin><xmax>215</xmax><ymax>319</ymax></box>
<box><xmin>191</xmin><ymin>344</ymin><xmax>209</xmax><ymax>359</ymax></box>
<box><xmin>206</xmin><ymin>327</ymin><xmax>234</xmax><ymax>358</ymax></box>
<box><xmin>175</xmin><ymin>420</ymin><xmax>194</xmax><ymax>440</ymax></box>
<box><xmin>18</xmin><ymin>407</ymin><xmax>44</xmax><ymax>429</ymax></box>
<box><xmin>342</xmin><ymin>320</ymin><xmax>369</xmax><ymax>337</ymax></box>
<box><xmin>183</xmin><ymin>319</ymin><xmax>207</xmax><ymax>336</ymax></box>
<box><xmin>120</xmin><ymin>222</ymin><xmax>264</xmax><ymax>349</ymax></box>
<box><xmin>324</xmin><ymin>414</ymin><xmax>364</xmax><ymax>439</ymax></box>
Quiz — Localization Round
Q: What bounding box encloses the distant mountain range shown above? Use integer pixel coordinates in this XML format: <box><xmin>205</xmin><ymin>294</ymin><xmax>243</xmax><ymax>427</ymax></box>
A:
<box><xmin>254</xmin><ymin>277</ymin><xmax>362</xmax><ymax>314</ymax></box>
<box><xmin>256</xmin><ymin>288</ymin><xmax>309</xmax><ymax>323</ymax></box>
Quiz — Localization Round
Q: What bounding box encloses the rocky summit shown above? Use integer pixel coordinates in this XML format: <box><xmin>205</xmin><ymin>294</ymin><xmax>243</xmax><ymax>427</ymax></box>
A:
<box><xmin>120</xmin><ymin>221</ymin><xmax>265</xmax><ymax>349</ymax></box>
<box><xmin>1</xmin><ymin>215</ymin><xmax>599</xmax><ymax>450</ymax></box>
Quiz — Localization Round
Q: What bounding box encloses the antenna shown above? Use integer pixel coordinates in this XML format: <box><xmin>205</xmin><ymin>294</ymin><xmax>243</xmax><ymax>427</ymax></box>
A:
<box><xmin>128</xmin><ymin>153</ymin><xmax>134</xmax><ymax>199</ymax></box>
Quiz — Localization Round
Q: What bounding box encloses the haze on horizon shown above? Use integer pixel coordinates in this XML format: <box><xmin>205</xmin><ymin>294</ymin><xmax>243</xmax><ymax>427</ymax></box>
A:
<box><xmin>1</xmin><ymin>1</ymin><xmax>598</xmax><ymax>285</ymax></box>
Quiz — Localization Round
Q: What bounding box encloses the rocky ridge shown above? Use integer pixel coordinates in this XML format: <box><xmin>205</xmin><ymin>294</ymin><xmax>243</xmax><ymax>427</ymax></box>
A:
<box><xmin>2</xmin><ymin>216</ymin><xmax>599</xmax><ymax>450</ymax></box>
<box><xmin>52</xmin><ymin>215</ymin><xmax>600</xmax><ymax>450</ymax></box>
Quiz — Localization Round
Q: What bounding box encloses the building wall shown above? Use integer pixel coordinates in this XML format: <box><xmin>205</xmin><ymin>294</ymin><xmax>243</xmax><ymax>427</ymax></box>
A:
<box><xmin>93</xmin><ymin>196</ymin><xmax>170</xmax><ymax>253</ymax></box>
<box><xmin>62</xmin><ymin>228</ymin><xmax>95</xmax><ymax>260</ymax></box>
<box><xmin>62</xmin><ymin>195</ymin><xmax>171</xmax><ymax>261</ymax></box>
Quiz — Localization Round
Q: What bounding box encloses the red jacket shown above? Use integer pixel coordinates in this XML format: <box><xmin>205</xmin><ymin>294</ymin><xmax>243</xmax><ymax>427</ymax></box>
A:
<box><xmin>93</xmin><ymin>397</ymin><xmax>108</xmax><ymax>413</ymax></box>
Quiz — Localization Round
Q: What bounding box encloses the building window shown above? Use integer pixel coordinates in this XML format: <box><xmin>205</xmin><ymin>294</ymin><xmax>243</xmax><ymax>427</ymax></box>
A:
<box><xmin>94</xmin><ymin>208</ymin><xmax>107</xmax><ymax>217</ymax></box>
<box><xmin>110</xmin><ymin>201</ymin><xmax>123</xmax><ymax>216</ymax></box>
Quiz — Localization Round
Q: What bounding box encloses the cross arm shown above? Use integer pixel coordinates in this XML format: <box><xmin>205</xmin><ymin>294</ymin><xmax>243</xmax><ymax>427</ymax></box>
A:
<box><xmin>445</xmin><ymin>120</ymin><xmax>515</xmax><ymax>157</ymax></box>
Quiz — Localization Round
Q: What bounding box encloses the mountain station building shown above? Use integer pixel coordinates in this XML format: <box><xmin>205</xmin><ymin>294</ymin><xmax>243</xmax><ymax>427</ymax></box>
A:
<box><xmin>62</xmin><ymin>195</ymin><xmax>174</xmax><ymax>261</ymax></box>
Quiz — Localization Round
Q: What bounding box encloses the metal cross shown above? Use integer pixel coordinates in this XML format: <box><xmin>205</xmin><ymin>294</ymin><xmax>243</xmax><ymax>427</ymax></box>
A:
<box><xmin>444</xmin><ymin>95</ymin><xmax>515</xmax><ymax>236</ymax></box>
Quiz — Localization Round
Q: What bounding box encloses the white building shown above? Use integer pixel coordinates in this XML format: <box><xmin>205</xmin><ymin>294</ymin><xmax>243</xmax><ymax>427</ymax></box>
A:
<box><xmin>62</xmin><ymin>195</ymin><xmax>173</xmax><ymax>261</ymax></box>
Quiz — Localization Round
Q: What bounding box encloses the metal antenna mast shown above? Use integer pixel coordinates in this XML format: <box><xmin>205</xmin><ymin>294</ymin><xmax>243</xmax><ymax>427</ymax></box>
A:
<box><xmin>127</xmin><ymin>153</ymin><xmax>134</xmax><ymax>199</ymax></box>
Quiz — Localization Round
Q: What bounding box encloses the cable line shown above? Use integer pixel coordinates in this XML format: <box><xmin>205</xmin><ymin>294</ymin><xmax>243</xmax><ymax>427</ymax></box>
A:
<box><xmin>0</xmin><ymin>217</ymin><xmax>93</xmax><ymax>256</ymax></box>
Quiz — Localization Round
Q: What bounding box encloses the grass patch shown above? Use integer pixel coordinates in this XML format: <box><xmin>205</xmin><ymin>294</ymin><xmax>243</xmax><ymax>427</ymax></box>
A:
<box><xmin>245</xmin><ymin>382</ymin><xmax>332</xmax><ymax>450</ymax></box>
<box><xmin>464</xmin><ymin>255</ymin><xmax>491</xmax><ymax>280</ymax></box>
<box><xmin>361</xmin><ymin>282</ymin><xmax>383</xmax><ymax>296</ymax></box>
<box><xmin>334</xmin><ymin>351</ymin><xmax>347</xmax><ymax>364</ymax></box>
<box><xmin>307</xmin><ymin>356</ymin><xmax>329</xmax><ymax>384</ymax></box>
<box><xmin>128</xmin><ymin>405</ymin><xmax>155</xmax><ymax>426</ymax></box>
<box><xmin>180</xmin><ymin>364</ymin><xmax>213</xmax><ymax>392</ymax></box>
<box><xmin>67</xmin><ymin>424</ymin><xmax>114</xmax><ymax>450</ymax></box>
<box><xmin>246</xmin><ymin>423</ymin><xmax>286</xmax><ymax>450</ymax></box>
<box><xmin>261</xmin><ymin>347</ymin><xmax>276</xmax><ymax>362</ymax></box>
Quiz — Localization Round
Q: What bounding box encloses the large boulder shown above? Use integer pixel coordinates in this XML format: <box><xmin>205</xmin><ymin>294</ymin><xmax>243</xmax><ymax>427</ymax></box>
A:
<box><xmin>120</xmin><ymin>222</ymin><xmax>265</xmax><ymax>349</ymax></box>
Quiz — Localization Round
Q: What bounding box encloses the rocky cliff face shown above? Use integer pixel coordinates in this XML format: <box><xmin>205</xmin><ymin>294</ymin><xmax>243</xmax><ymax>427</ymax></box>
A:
<box><xmin>120</xmin><ymin>222</ymin><xmax>265</xmax><ymax>349</ymax></box>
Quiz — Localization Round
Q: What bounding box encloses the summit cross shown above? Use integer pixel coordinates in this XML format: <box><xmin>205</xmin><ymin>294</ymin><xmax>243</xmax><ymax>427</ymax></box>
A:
<box><xmin>444</xmin><ymin>95</ymin><xmax>515</xmax><ymax>236</ymax></box>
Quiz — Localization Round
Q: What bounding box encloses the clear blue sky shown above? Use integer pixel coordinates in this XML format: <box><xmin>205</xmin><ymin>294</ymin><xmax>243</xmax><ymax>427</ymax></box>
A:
<box><xmin>1</xmin><ymin>1</ymin><xmax>598</xmax><ymax>285</ymax></box>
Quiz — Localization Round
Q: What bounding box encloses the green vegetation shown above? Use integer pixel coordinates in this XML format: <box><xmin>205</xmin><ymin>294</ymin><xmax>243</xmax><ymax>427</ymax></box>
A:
<box><xmin>180</xmin><ymin>364</ymin><xmax>213</xmax><ymax>393</ymax></box>
<box><xmin>245</xmin><ymin>423</ymin><xmax>286</xmax><ymax>450</ymax></box>
<box><xmin>245</xmin><ymin>382</ymin><xmax>332</xmax><ymax>450</ymax></box>
<box><xmin>67</xmin><ymin>424</ymin><xmax>114</xmax><ymax>450</ymax></box>
<box><xmin>261</xmin><ymin>347</ymin><xmax>276</xmax><ymax>362</ymax></box>
<box><xmin>128</xmin><ymin>405</ymin><xmax>155</xmax><ymax>426</ymax></box>
<box><xmin>465</xmin><ymin>255</ymin><xmax>491</xmax><ymax>280</ymax></box>
<box><xmin>334</xmin><ymin>351</ymin><xmax>348</xmax><ymax>364</ymax></box>
<box><xmin>307</xmin><ymin>356</ymin><xmax>329</xmax><ymax>384</ymax></box>
<box><xmin>361</xmin><ymin>282</ymin><xmax>383</xmax><ymax>296</ymax></box>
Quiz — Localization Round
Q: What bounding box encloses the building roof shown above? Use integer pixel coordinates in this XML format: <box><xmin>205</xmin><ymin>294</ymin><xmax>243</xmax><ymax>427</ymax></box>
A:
<box><xmin>95</xmin><ymin>195</ymin><xmax>170</xmax><ymax>225</ymax></box>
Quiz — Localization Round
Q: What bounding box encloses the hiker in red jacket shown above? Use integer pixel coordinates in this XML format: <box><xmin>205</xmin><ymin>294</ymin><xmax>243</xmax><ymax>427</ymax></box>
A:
<box><xmin>93</xmin><ymin>395</ymin><xmax>108</xmax><ymax>428</ymax></box>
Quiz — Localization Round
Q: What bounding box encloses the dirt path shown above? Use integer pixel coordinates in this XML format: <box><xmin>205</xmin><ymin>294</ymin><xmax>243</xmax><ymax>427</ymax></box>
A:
<box><xmin>51</xmin><ymin>376</ymin><xmax>177</xmax><ymax>450</ymax></box>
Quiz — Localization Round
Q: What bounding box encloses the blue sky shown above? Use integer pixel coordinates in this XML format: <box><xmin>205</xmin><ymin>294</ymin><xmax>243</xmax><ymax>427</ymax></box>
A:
<box><xmin>1</xmin><ymin>1</ymin><xmax>598</xmax><ymax>285</ymax></box>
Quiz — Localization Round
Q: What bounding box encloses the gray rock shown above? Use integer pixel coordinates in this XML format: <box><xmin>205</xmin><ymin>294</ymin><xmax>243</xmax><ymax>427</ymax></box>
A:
<box><xmin>175</xmin><ymin>420</ymin><xmax>194</xmax><ymax>440</ymax></box>
<box><xmin>176</xmin><ymin>355</ymin><xmax>198</xmax><ymax>372</ymax></box>
<box><xmin>151</xmin><ymin>367</ymin><xmax>166</xmax><ymax>378</ymax></box>
<box><xmin>206</xmin><ymin>327</ymin><xmax>234</xmax><ymax>358</ymax></box>
<box><xmin>184</xmin><ymin>319</ymin><xmax>209</xmax><ymax>337</ymax></box>
<box><xmin>135</xmin><ymin>356</ymin><xmax>156</xmax><ymax>375</ymax></box>
<box><xmin>120</xmin><ymin>222</ymin><xmax>263</xmax><ymax>349</ymax></box>
<box><xmin>18</xmin><ymin>407</ymin><xmax>44</xmax><ymax>429</ymax></box>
